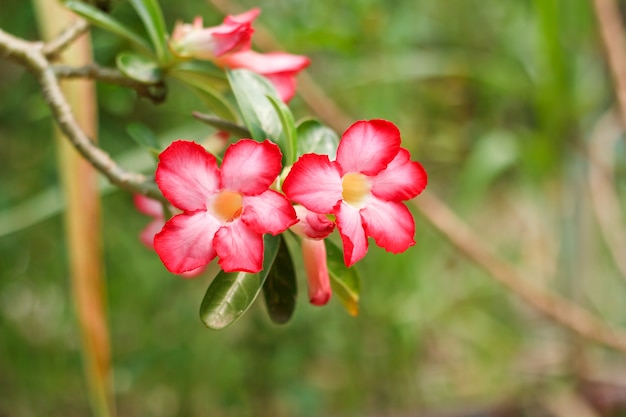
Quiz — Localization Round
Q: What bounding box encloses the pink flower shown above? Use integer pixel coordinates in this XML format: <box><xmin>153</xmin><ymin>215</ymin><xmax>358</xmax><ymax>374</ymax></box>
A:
<box><xmin>283</xmin><ymin>120</ymin><xmax>428</xmax><ymax>267</ymax></box>
<box><xmin>216</xmin><ymin>50</ymin><xmax>310</xmax><ymax>102</ymax></box>
<box><xmin>154</xmin><ymin>139</ymin><xmax>297</xmax><ymax>274</ymax></box>
<box><xmin>291</xmin><ymin>205</ymin><xmax>335</xmax><ymax>306</ymax></box>
<box><xmin>134</xmin><ymin>194</ymin><xmax>167</xmax><ymax>249</ymax></box>
<box><xmin>133</xmin><ymin>195</ymin><xmax>205</xmax><ymax>278</ymax></box>
<box><xmin>169</xmin><ymin>8</ymin><xmax>259</xmax><ymax>60</ymax></box>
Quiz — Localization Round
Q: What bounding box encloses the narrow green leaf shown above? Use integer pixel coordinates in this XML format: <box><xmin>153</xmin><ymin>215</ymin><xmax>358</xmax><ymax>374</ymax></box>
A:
<box><xmin>128</xmin><ymin>0</ymin><xmax>170</xmax><ymax>63</ymax></box>
<box><xmin>192</xmin><ymin>112</ymin><xmax>251</xmax><ymax>139</ymax></box>
<box><xmin>116</xmin><ymin>52</ymin><xmax>162</xmax><ymax>84</ymax></box>
<box><xmin>199</xmin><ymin>235</ymin><xmax>282</xmax><ymax>330</ymax></box>
<box><xmin>64</xmin><ymin>0</ymin><xmax>152</xmax><ymax>54</ymax></box>
<box><xmin>325</xmin><ymin>239</ymin><xmax>360</xmax><ymax>316</ymax></box>
<box><xmin>262</xmin><ymin>236</ymin><xmax>297</xmax><ymax>324</ymax></box>
<box><xmin>126</xmin><ymin>122</ymin><xmax>159</xmax><ymax>156</ymax></box>
<box><xmin>170</xmin><ymin>69</ymin><xmax>236</xmax><ymax>121</ymax></box>
<box><xmin>266</xmin><ymin>95</ymin><xmax>297</xmax><ymax>165</ymax></box>
<box><xmin>226</xmin><ymin>69</ymin><xmax>285</xmax><ymax>147</ymax></box>
<box><xmin>296</xmin><ymin>119</ymin><xmax>340</xmax><ymax>160</ymax></box>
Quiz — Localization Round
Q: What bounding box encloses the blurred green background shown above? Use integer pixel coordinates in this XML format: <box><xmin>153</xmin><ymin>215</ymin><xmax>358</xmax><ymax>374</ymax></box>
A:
<box><xmin>2</xmin><ymin>0</ymin><xmax>626</xmax><ymax>416</ymax></box>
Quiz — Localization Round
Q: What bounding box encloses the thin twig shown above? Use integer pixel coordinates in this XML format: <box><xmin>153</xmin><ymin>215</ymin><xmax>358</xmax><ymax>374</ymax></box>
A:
<box><xmin>0</xmin><ymin>28</ymin><xmax>165</xmax><ymax>203</ymax></box>
<box><xmin>592</xmin><ymin>0</ymin><xmax>626</xmax><ymax>133</ymax></box>
<box><xmin>412</xmin><ymin>192</ymin><xmax>626</xmax><ymax>353</ymax></box>
<box><xmin>53</xmin><ymin>63</ymin><xmax>167</xmax><ymax>103</ymax></box>
<box><xmin>192</xmin><ymin>111</ymin><xmax>251</xmax><ymax>138</ymax></box>
<box><xmin>587</xmin><ymin>111</ymin><xmax>626</xmax><ymax>282</ymax></box>
<box><xmin>42</xmin><ymin>18</ymin><xmax>89</xmax><ymax>59</ymax></box>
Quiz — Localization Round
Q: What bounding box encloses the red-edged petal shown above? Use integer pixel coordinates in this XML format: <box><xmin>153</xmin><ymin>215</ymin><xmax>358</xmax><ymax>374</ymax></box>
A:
<box><xmin>302</xmin><ymin>238</ymin><xmax>331</xmax><ymax>305</ymax></box>
<box><xmin>336</xmin><ymin>119</ymin><xmax>401</xmax><ymax>176</ymax></box>
<box><xmin>291</xmin><ymin>205</ymin><xmax>335</xmax><ymax>239</ymax></box>
<box><xmin>282</xmin><ymin>154</ymin><xmax>343</xmax><ymax>213</ymax></box>
<box><xmin>214</xmin><ymin>220</ymin><xmax>264</xmax><ymax>272</ymax></box>
<box><xmin>134</xmin><ymin>194</ymin><xmax>163</xmax><ymax>218</ymax></box>
<box><xmin>153</xmin><ymin>211</ymin><xmax>220</xmax><ymax>274</ymax></box>
<box><xmin>220</xmin><ymin>139</ymin><xmax>282</xmax><ymax>195</ymax></box>
<box><xmin>179</xmin><ymin>265</ymin><xmax>207</xmax><ymax>279</ymax></box>
<box><xmin>361</xmin><ymin>197</ymin><xmax>415</xmax><ymax>253</ymax></box>
<box><xmin>241</xmin><ymin>190</ymin><xmax>297</xmax><ymax>235</ymax></box>
<box><xmin>371</xmin><ymin>148</ymin><xmax>428</xmax><ymax>201</ymax></box>
<box><xmin>156</xmin><ymin>141</ymin><xmax>220</xmax><ymax>211</ymax></box>
<box><xmin>207</xmin><ymin>20</ymin><xmax>254</xmax><ymax>56</ymax></box>
<box><xmin>335</xmin><ymin>201</ymin><xmax>368</xmax><ymax>266</ymax></box>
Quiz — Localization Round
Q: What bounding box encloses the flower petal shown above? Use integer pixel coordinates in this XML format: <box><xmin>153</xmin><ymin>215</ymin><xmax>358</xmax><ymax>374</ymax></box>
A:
<box><xmin>335</xmin><ymin>201</ymin><xmax>368</xmax><ymax>266</ymax></box>
<box><xmin>241</xmin><ymin>190</ymin><xmax>297</xmax><ymax>235</ymax></box>
<box><xmin>134</xmin><ymin>194</ymin><xmax>163</xmax><ymax>218</ymax></box>
<box><xmin>214</xmin><ymin>220</ymin><xmax>264</xmax><ymax>272</ymax></box>
<box><xmin>371</xmin><ymin>148</ymin><xmax>428</xmax><ymax>201</ymax></box>
<box><xmin>220</xmin><ymin>139</ymin><xmax>282</xmax><ymax>195</ymax></box>
<box><xmin>156</xmin><ymin>141</ymin><xmax>220</xmax><ymax>211</ymax></box>
<box><xmin>179</xmin><ymin>265</ymin><xmax>207</xmax><ymax>279</ymax></box>
<box><xmin>361</xmin><ymin>197</ymin><xmax>415</xmax><ymax>253</ymax></box>
<box><xmin>336</xmin><ymin>119</ymin><xmax>401</xmax><ymax>175</ymax></box>
<box><xmin>291</xmin><ymin>205</ymin><xmax>335</xmax><ymax>239</ymax></box>
<box><xmin>205</xmin><ymin>27</ymin><xmax>252</xmax><ymax>58</ymax></box>
<box><xmin>224</xmin><ymin>8</ymin><xmax>260</xmax><ymax>24</ymax></box>
<box><xmin>282</xmin><ymin>154</ymin><xmax>343</xmax><ymax>213</ymax></box>
<box><xmin>140</xmin><ymin>218</ymin><xmax>164</xmax><ymax>249</ymax></box>
<box><xmin>264</xmin><ymin>73</ymin><xmax>297</xmax><ymax>102</ymax></box>
<box><xmin>216</xmin><ymin>50</ymin><xmax>310</xmax><ymax>75</ymax></box>
<box><xmin>302</xmin><ymin>238</ymin><xmax>331</xmax><ymax>305</ymax></box>
<box><xmin>215</xmin><ymin>51</ymin><xmax>309</xmax><ymax>102</ymax></box>
<box><xmin>154</xmin><ymin>211</ymin><xmax>220</xmax><ymax>274</ymax></box>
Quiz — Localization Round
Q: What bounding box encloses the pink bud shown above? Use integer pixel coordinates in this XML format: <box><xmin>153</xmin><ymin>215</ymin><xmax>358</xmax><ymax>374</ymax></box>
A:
<box><xmin>169</xmin><ymin>9</ymin><xmax>259</xmax><ymax>60</ymax></box>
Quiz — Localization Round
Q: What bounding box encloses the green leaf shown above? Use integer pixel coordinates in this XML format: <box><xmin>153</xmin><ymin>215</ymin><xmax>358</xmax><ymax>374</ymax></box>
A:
<box><xmin>116</xmin><ymin>52</ymin><xmax>162</xmax><ymax>84</ymax></box>
<box><xmin>175</xmin><ymin>61</ymin><xmax>228</xmax><ymax>87</ymax></box>
<box><xmin>262</xmin><ymin>236</ymin><xmax>297</xmax><ymax>324</ymax></box>
<box><xmin>126</xmin><ymin>122</ymin><xmax>159</xmax><ymax>156</ymax></box>
<box><xmin>128</xmin><ymin>0</ymin><xmax>170</xmax><ymax>63</ymax></box>
<box><xmin>226</xmin><ymin>69</ymin><xmax>286</xmax><ymax>148</ymax></box>
<box><xmin>199</xmin><ymin>271</ymin><xmax>262</xmax><ymax>330</ymax></box>
<box><xmin>199</xmin><ymin>235</ymin><xmax>282</xmax><ymax>330</ymax></box>
<box><xmin>325</xmin><ymin>239</ymin><xmax>360</xmax><ymax>316</ymax></box>
<box><xmin>296</xmin><ymin>119</ymin><xmax>340</xmax><ymax>160</ymax></box>
<box><xmin>64</xmin><ymin>0</ymin><xmax>153</xmax><ymax>54</ymax></box>
<box><xmin>266</xmin><ymin>95</ymin><xmax>297</xmax><ymax>165</ymax></box>
<box><xmin>169</xmin><ymin>69</ymin><xmax>236</xmax><ymax>121</ymax></box>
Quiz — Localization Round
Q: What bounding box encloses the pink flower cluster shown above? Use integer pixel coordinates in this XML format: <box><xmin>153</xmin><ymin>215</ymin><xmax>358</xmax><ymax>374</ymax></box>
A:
<box><xmin>169</xmin><ymin>8</ymin><xmax>309</xmax><ymax>102</ymax></box>
<box><xmin>137</xmin><ymin>120</ymin><xmax>427</xmax><ymax>307</ymax></box>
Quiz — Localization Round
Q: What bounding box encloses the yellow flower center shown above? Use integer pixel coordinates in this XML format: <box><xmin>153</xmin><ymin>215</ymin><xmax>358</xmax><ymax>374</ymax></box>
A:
<box><xmin>213</xmin><ymin>190</ymin><xmax>243</xmax><ymax>222</ymax></box>
<box><xmin>342</xmin><ymin>173</ymin><xmax>371</xmax><ymax>208</ymax></box>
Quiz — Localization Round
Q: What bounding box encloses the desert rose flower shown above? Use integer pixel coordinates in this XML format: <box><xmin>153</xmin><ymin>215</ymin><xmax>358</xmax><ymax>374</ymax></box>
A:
<box><xmin>290</xmin><ymin>205</ymin><xmax>335</xmax><ymax>306</ymax></box>
<box><xmin>283</xmin><ymin>120</ymin><xmax>428</xmax><ymax>266</ymax></box>
<box><xmin>169</xmin><ymin>8</ymin><xmax>259</xmax><ymax>59</ymax></box>
<box><xmin>216</xmin><ymin>50</ymin><xmax>310</xmax><ymax>102</ymax></box>
<box><xmin>133</xmin><ymin>195</ymin><xmax>206</xmax><ymax>278</ymax></box>
<box><xmin>154</xmin><ymin>139</ymin><xmax>297</xmax><ymax>274</ymax></box>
